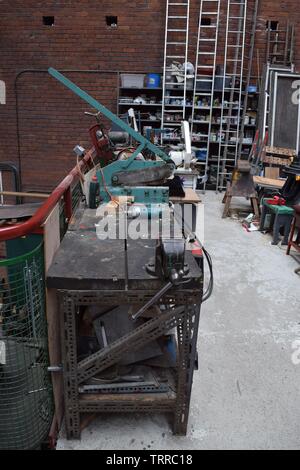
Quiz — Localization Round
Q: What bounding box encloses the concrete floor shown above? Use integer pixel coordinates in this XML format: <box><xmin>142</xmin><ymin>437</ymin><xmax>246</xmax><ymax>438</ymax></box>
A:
<box><xmin>57</xmin><ymin>192</ymin><xmax>300</xmax><ymax>450</ymax></box>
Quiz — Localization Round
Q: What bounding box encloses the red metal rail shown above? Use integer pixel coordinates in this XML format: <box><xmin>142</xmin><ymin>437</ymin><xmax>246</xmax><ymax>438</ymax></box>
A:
<box><xmin>0</xmin><ymin>148</ymin><xmax>96</xmax><ymax>241</ymax></box>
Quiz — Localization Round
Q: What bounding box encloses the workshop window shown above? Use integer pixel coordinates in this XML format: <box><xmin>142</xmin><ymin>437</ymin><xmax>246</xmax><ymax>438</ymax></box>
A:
<box><xmin>106</xmin><ymin>16</ymin><xmax>118</xmax><ymax>28</ymax></box>
<box><xmin>43</xmin><ymin>16</ymin><xmax>55</xmax><ymax>26</ymax></box>
<box><xmin>201</xmin><ymin>18</ymin><xmax>211</xmax><ymax>26</ymax></box>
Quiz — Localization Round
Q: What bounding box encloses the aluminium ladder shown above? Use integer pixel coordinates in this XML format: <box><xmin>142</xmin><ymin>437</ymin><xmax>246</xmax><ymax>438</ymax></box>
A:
<box><xmin>191</xmin><ymin>0</ymin><xmax>221</xmax><ymax>192</ymax></box>
<box><xmin>216</xmin><ymin>0</ymin><xmax>247</xmax><ymax>191</ymax></box>
<box><xmin>161</xmin><ymin>0</ymin><xmax>190</xmax><ymax>139</ymax></box>
<box><xmin>238</xmin><ymin>0</ymin><xmax>260</xmax><ymax>159</ymax></box>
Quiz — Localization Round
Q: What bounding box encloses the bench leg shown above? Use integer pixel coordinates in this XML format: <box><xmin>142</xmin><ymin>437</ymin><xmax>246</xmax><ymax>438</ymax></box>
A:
<box><xmin>282</xmin><ymin>215</ymin><xmax>293</xmax><ymax>246</ymax></box>
<box><xmin>286</xmin><ymin>216</ymin><xmax>296</xmax><ymax>254</ymax></box>
<box><xmin>251</xmin><ymin>197</ymin><xmax>260</xmax><ymax>219</ymax></box>
<box><xmin>222</xmin><ymin>195</ymin><xmax>232</xmax><ymax>218</ymax></box>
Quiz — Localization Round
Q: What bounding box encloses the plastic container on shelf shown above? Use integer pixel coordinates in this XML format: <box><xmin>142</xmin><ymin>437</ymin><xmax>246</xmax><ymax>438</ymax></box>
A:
<box><xmin>247</xmin><ymin>85</ymin><xmax>257</xmax><ymax>93</ymax></box>
<box><xmin>196</xmin><ymin>149</ymin><xmax>207</xmax><ymax>161</ymax></box>
<box><xmin>121</xmin><ymin>74</ymin><xmax>145</xmax><ymax>88</ymax></box>
<box><xmin>146</xmin><ymin>73</ymin><xmax>161</xmax><ymax>88</ymax></box>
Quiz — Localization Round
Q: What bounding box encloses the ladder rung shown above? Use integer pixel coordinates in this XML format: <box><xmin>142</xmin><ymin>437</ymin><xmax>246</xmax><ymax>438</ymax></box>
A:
<box><xmin>198</xmin><ymin>52</ymin><xmax>215</xmax><ymax>55</ymax></box>
<box><xmin>199</xmin><ymin>39</ymin><xmax>216</xmax><ymax>42</ymax></box>
<box><xmin>167</xmin><ymin>42</ymin><xmax>186</xmax><ymax>45</ymax></box>
<box><xmin>167</xmin><ymin>29</ymin><xmax>187</xmax><ymax>32</ymax></box>
<box><xmin>198</xmin><ymin>65</ymin><xmax>214</xmax><ymax>68</ymax></box>
<box><xmin>169</xmin><ymin>16</ymin><xmax>188</xmax><ymax>18</ymax></box>
<box><xmin>267</xmin><ymin>40</ymin><xmax>286</xmax><ymax>44</ymax></box>
<box><xmin>196</xmin><ymin>78</ymin><xmax>213</xmax><ymax>82</ymax></box>
<box><xmin>169</xmin><ymin>3</ymin><xmax>189</xmax><ymax>5</ymax></box>
<box><xmin>201</xmin><ymin>25</ymin><xmax>217</xmax><ymax>28</ymax></box>
<box><xmin>164</xmin><ymin>109</ymin><xmax>184</xmax><ymax>112</ymax></box>
<box><xmin>166</xmin><ymin>55</ymin><xmax>186</xmax><ymax>58</ymax></box>
<box><xmin>195</xmin><ymin>92</ymin><xmax>213</xmax><ymax>96</ymax></box>
<box><xmin>165</xmin><ymin>96</ymin><xmax>184</xmax><ymax>99</ymax></box>
<box><xmin>162</xmin><ymin>122</ymin><xmax>182</xmax><ymax>126</ymax></box>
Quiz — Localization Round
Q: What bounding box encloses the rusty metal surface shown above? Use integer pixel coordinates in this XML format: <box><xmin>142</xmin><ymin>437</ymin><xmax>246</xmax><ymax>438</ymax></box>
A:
<box><xmin>0</xmin><ymin>203</ymin><xmax>42</xmax><ymax>220</ymax></box>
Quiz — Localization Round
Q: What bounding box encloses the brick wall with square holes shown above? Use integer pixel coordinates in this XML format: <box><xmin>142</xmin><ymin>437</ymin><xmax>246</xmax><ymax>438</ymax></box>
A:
<box><xmin>0</xmin><ymin>0</ymin><xmax>299</xmax><ymax>193</ymax></box>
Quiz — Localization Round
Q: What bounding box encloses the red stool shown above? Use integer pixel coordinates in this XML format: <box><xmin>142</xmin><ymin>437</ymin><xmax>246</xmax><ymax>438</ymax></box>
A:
<box><xmin>287</xmin><ymin>206</ymin><xmax>300</xmax><ymax>255</ymax></box>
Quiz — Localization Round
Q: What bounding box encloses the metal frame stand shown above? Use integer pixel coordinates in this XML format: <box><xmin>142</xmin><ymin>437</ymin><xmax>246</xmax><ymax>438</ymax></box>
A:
<box><xmin>59</xmin><ymin>289</ymin><xmax>201</xmax><ymax>439</ymax></box>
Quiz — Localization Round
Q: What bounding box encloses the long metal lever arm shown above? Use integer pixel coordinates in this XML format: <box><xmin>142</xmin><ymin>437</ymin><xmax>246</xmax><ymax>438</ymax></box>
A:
<box><xmin>48</xmin><ymin>67</ymin><xmax>172</xmax><ymax>164</ymax></box>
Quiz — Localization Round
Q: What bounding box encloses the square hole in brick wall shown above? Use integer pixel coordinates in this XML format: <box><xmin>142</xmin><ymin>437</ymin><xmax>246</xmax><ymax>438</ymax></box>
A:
<box><xmin>266</xmin><ymin>20</ymin><xmax>279</xmax><ymax>31</ymax></box>
<box><xmin>106</xmin><ymin>16</ymin><xmax>118</xmax><ymax>28</ymax></box>
<box><xmin>201</xmin><ymin>18</ymin><xmax>211</xmax><ymax>26</ymax></box>
<box><xmin>43</xmin><ymin>16</ymin><xmax>55</xmax><ymax>26</ymax></box>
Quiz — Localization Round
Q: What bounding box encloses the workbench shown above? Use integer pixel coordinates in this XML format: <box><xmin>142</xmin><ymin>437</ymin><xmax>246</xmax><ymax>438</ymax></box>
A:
<box><xmin>47</xmin><ymin>205</ymin><xmax>203</xmax><ymax>439</ymax></box>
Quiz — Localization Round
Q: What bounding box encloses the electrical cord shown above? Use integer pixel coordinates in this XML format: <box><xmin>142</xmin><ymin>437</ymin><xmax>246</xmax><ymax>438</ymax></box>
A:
<box><xmin>202</xmin><ymin>245</ymin><xmax>213</xmax><ymax>302</ymax></box>
<box><xmin>172</xmin><ymin>204</ymin><xmax>214</xmax><ymax>302</ymax></box>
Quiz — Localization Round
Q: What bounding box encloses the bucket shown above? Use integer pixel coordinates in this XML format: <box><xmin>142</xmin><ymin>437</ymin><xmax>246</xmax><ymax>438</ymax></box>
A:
<box><xmin>146</xmin><ymin>73</ymin><xmax>161</xmax><ymax>88</ymax></box>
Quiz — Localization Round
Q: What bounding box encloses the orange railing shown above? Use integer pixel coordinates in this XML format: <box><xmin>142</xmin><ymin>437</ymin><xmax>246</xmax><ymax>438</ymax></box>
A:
<box><xmin>0</xmin><ymin>148</ymin><xmax>96</xmax><ymax>241</ymax></box>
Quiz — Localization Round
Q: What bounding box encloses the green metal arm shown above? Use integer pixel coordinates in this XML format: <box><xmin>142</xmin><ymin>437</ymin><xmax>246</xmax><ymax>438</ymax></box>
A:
<box><xmin>48</xmin><ymin>67</ymin><xmax>172</xmax><ymax>163</ymax></box>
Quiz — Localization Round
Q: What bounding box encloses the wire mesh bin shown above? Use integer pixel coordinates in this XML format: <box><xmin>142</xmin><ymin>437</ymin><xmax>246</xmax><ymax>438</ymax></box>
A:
<box><xmin>0</xmin><ymin>241</ymin><xmax>53</xmax><ymax>450</ymax></box>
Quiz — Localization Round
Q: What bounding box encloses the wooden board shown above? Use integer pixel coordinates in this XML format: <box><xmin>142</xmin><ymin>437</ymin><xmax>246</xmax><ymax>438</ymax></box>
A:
<box><xmin>43</xmin><ymin>204</ymin><xmax>64</xmax><ymax>437</ymax></box>
<box><xmin>253</xmin><ymin>175</ymin><xmax>286</xmax><ymax>189</ymax></box>
<box><xmin>266</xmin><ymin>146</ymin><xmax>296</xmax><ymax>157</ymax></box>
<box><xmin>170</xmin><ymin>188</ymin><xmax>201</xmax><ymax>203</ymax></box>
<box><xmin>265</xmin><ymin>167</ymin><xmax>280</xmax><ymax>179</ymax></box>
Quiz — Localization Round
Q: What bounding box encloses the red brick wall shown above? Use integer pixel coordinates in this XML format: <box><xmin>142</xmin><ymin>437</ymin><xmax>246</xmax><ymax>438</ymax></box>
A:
<box><xmin>0</xmin><ymin>0</ymin><xmax>299</xmax><ymax>192</ymax></box>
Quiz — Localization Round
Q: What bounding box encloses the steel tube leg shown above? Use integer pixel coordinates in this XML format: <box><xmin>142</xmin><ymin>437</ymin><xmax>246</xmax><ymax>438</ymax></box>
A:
<box><xmin>287</xmin><ymin>216</ymin><xmax>296</xmax><ymax>255</ymax></box>
<box><xmin>259</xmin><ymin>204</ymin><xmax>268</xmax><ymax>231</ymax></box>
<box><xmin>61</xmin><ymin>296</ymin><xmax>80</xmax><ymax>439</ymax></box>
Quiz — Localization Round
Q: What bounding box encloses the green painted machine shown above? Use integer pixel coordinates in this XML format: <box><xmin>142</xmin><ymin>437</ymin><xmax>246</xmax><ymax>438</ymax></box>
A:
<box><xmin>48</xmin><ymin>68</ymin><xmax>175</xmax><ymax>210</ymax></box>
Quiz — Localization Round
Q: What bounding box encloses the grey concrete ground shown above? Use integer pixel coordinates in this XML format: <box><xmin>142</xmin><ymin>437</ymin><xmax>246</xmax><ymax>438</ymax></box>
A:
<box><xmin>57</xmin><ymin>192</ymin><xmax>300</xmax><ymax>450</ymax></box>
